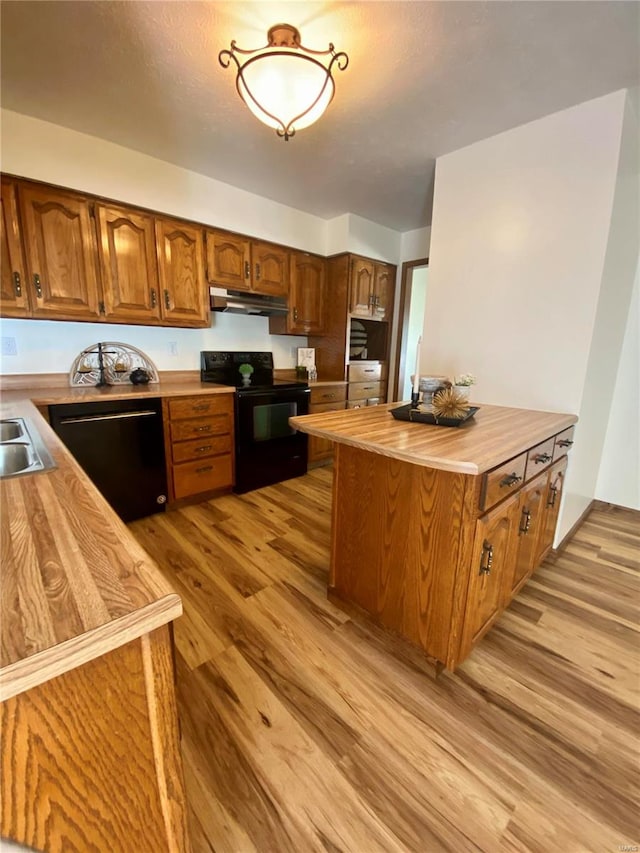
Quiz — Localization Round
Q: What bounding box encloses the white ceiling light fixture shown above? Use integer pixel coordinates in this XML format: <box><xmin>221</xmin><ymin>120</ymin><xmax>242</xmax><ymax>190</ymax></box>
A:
<box><xmin>219</xmin><ymin>23</ymin><xmax>348</xmax><ymax>141</ymax></box>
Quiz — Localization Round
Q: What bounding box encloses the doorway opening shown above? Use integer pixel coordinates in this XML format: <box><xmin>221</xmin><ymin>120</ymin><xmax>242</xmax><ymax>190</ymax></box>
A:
<box><xmin>392</xmin><ymin>258</ymin><xmax>429</xmax><ymax>401</ymax></box>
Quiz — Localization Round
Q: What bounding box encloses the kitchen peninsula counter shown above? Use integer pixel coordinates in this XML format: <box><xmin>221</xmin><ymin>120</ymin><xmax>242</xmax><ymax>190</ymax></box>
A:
<box><xmin>290</xmin><ymin>401</ymin><xmax>578</xmax><ymax>672</ymax></box>
<box><xmin>0</xmin><ymin>376</ymin><xmax>228</xmax><ymax>851</ymax></box>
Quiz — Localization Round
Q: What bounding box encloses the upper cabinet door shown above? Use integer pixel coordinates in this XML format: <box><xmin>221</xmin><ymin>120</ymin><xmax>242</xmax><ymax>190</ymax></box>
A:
<box><xmin>206</xmin><ymin>230</ymin><xmax>251</xmax><ymax>291</ymax></box>
<box><xmin>96</xmin><ymin>203</ymin><xmax>161</xmax><ymax>324</ymax></box>
<box><xmin>155</xmin><ymin>218</ymin><xmax>208</xmax><ymax>327</ymax></box>
<box><xmin>349</xmin><ymin>257</ymin><xmax>375</xmax><ymax>317</ymax></box>
<box><xmin>18</xmin><ymin>183</ymin><xmax>102</xmax><ymax>320</ymax></box>
<box><xmin>373</xmin><ymin>263</ymin><xmax>394</xmax><ymax>321</ymax></box>
<box><xmin>289</xmin><ymin>253</ymin><xmax>326</xmax><ymax>334</ymax></box>
<box><xmin>0</xmin><ymin>179</ymin><xmax>30</xmax><ymax>318</ymax></box>
<box><xmin>252</xmin><ymin>241</ymin><xmax>289</xmax><ymax>296</ymax></box>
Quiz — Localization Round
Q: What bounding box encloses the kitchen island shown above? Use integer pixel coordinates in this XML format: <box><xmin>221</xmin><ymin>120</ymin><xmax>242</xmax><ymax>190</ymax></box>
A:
<box><xmin>290</xmin><ymin>402</ymin><xmax>577</xmax><ymax>670</ymax></box>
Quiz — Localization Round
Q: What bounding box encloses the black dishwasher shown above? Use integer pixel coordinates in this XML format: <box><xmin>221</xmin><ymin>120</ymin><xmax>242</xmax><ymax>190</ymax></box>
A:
<box><xmin>49</xmin><ymin>398</ymin><xmax>167</xmax><ymax>522</ymax></box>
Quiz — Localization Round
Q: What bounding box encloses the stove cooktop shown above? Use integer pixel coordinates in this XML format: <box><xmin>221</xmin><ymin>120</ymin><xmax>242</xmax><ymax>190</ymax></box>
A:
<box><xmin>200</xmin><ymin>351</ymin><xmax>308</xmax><ymax>393</ymax></box>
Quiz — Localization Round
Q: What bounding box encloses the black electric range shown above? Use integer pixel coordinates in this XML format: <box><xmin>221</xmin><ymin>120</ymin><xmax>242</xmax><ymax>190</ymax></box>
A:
<box><xmin>200</xmin><ymin>351</ymin><xmax>310</xmax><ymax>493</ymax></box>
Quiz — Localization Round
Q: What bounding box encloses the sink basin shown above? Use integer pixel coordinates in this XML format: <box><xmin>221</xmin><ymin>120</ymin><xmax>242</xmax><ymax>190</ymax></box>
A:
<box><xmin>0</xmin><ymin>420</ymin><xmax>24</xmax><ymax>441</ymax></box>
<box><xmin>0</xmin><ymin>417</ymin><xmax>56</xmax><ymax>478</ymax></box>
<box><xmin>0</xmin><ymin>443</ymin><xmax>37</xmax><ymax>476</ymax></box>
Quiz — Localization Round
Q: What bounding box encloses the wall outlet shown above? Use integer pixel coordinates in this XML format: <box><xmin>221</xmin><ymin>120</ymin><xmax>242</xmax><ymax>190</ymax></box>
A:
<box><xmin>1</xmin><ymin>336</ymin><xmax>17</xmax><ymax>356</ymax></box>
<box><xmin>168</xmin><ymin>341</ymin><xmax>178</xmax><ymax>357</ymax></box>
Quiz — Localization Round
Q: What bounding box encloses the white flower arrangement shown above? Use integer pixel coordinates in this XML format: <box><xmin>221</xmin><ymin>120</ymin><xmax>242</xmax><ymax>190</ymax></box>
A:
<box><xmin>454</xmin><ymin>373</ymin><xmax>476</xmax><ymax>386</ymax></box>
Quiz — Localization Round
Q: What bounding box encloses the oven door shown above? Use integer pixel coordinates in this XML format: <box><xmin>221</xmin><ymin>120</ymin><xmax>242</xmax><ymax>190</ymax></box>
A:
<box><xmin>234</xmin><ymin>387</ymin><xmax>310</xmax><ymax>493</ymax></box>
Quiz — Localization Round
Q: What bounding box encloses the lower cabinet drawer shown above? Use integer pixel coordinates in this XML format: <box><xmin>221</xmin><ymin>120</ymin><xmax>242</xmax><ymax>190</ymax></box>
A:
<box><xmin>170</xmin><ymin>414</ymin><xmax>231</xmax><ymax>443</ymax></box>
<box><xmin>168</xmin><ymin>394</ymin><xmax>233</xmax><ymax>420</ymax></box>
<box><xmin>553</xmin><ymin>425</ymin><xmax>575</xmax><ymax>461</ymax></box>
<box><xmin>172</xmin><ymin>433</ymin><xmax>232</xmax><ymax>464</ymax></box>
<box><xmin>525</xmin><ymin>437</ymin><xmax>555</xmax><ymax>482</ymax></box>
<box><xmin>173</xmin><ymin>454</ymin><xmax>233</xmax><ymax>499</ymax></box>
<box><xmin>310</xmin><ymin>401</ymin><xmax>346</xmax><ymax>414</ymax></box>
<box><xmin>348</xmin><ymin>381</ymin><xmax>382</xmax><ymax>401</ymax></box>
<box><xmin>481</xmin><ymin>452</ymin><xmax>527</xmax><ymax>512</ymax></box>
<box><xmin>310</xmin><ymin>385</ymin><xmax>347</xmax><ymax>405</ymax></box>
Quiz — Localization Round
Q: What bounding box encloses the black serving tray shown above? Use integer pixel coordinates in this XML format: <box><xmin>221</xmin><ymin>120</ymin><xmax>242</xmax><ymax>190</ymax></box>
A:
<box><xmin>390</xmin><ymin>404</ymin><xmax>479</xmax><ymax>428</ymax></box>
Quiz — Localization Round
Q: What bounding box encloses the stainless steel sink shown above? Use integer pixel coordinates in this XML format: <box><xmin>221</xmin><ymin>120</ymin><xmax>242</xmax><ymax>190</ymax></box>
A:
<box><xmin>0</xmin><ymin>417</ymin><xmax>56</xmax><ymax>478</ymax></box>
<box><xmin>0</xmin><ymin>420</ymin><xmax>24</xmax><ymax>441</ymax></box>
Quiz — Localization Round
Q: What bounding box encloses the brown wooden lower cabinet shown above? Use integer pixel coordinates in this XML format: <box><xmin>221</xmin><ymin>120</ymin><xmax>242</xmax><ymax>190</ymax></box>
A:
<box><xmin>329</xmin><ymin>430</ymin><xmax>575</xmax><ymax>670</ymax></box>
<box><xmin>164</xmin><ymin>393</ymin><xmax>235</xmax><ymax>501</ymax></box>
<box><xmin>308</xmin><ymin>383</ymin><xmax>347</xmax><ymax>465</ymax></box>
<box><xmin>0</xmin><ymin>625</ymin><xmax>190</xmax><ymax>852</ymax></box>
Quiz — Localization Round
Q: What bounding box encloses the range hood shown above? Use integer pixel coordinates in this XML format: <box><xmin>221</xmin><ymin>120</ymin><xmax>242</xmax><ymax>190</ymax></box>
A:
<box><xmin>209</xmin><ymin>286</ymin><xmax>288</xmax><ymax>316</ymax></box>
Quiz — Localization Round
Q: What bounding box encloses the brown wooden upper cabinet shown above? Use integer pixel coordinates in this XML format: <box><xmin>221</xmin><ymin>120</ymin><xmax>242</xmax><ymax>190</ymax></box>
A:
<box><xmin>156</xmin><ymin>217</ymin><xmax>209</xmax><ymax>327</ymax></box>
<box><xmin>348</xmin><ymin>256</ymin><xmax>395</xmax><ymax>321</ymax></box>
<box><xmin>269</xmin><ymin>252</ymin><xmax>326</xmax><ymax>336</ymax></box>
<box><xmin>0</xmin><ymin>178</ymin><xmax>30</xmax><ymax>318</ymax></box>
<box><xmin>18</xmin><ymin>183</ymin><xmax>102</xmax><ymax>321</ymax></box>
<box><xmin>96</xmin><ymin>203</ymin><xmax>161</xmax><ymax>324</ymax></box>
<box><xmin>206</xmin><ymin>229</ymin><xmax>289</xmax><ymax>297</ymax></box>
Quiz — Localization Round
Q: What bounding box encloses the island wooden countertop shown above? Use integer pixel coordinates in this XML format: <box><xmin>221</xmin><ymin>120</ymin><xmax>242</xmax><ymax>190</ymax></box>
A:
<box><xmin>290</xmin><ymin>402</ymin><xmax>578</xmax><ymax>475</ymax></box>
<box><xmin>0</xmin><ymin>379</ymin><xmax>234</xmax><ymax>702</ymax></box>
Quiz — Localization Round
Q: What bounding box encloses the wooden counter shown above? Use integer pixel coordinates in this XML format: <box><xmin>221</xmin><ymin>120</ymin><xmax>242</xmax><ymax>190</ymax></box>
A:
<box><xmin>291</xmin><ymin>401</ymin><xmax>578</xmax><ymax>671</ymax></box>
<box><xmin>0</xmin><ymin>378</ymin><xmax>227</xmax><ymax>851</ymax></box>
<box><xmin>290</xmin><ymin>401</ymin><xmax>576</xmax><ymax>474</ymax></box>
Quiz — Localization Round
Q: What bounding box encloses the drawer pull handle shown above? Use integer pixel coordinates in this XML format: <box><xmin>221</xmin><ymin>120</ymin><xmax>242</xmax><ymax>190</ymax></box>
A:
<box><xmin>547</xmin><ymin>484</ymin><xmax>558</xmax><ymax>508</ymax></box>
<box><xmin>363</xmin><ymin>386</ymin><xmax>374</xmax><ymax>390</ymax></box>
<box><xmin>480</xmin><ymin>541</ymin><xmax>493</xmax><ymax>575</ymax></box>
<box><xmin>500</xmin><ymin>473</ymin><xmax>522</xmax><ymax>488</ymax></box>
<box><xmin>195</xmin><ymin>445</ymin><xmax>213</xmax><ymax>453</ymax></box>
<box><xmin>534</xmin><ymin>452</ymin><xmax>552</xmax><ymax>464</ymax></box>
<box><xmin>196</xmin><ymin>465</ymin><xmax>213</xmax><ymax>474</ymax></box>
<box><xmin>192</xmin><ymin>403</ymin><xmax>210</xmax><ymax>412</ymax></box>
<box><xmin>363</xmin><ymin>369</ymin><xmax>374</xmax><ymax>373</ymax></box>
<box><xmin>323</xmin><ymin>393</ymin><xmax>335</xmax><ymax>399</ymax></box>
<box><xmin>519</xmin><ymin>508</ymin><xmax>532</xmax><ymax>535</ymax></box>
<box><xmin>194</xmin><ymin>425</ymin><xmax>212</xmax><ymax>432</ymax></box>
<box><xmin>557</xmin><ymin>439</ymin><xmax>574</xmax><ymax>448</ymax></box>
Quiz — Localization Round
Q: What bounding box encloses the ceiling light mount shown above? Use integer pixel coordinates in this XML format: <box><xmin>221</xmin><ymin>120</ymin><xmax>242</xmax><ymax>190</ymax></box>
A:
<box><xmin>219</xmin><ymin>23</ymin><xmax>348</xmax><ymax>141</ymax></box>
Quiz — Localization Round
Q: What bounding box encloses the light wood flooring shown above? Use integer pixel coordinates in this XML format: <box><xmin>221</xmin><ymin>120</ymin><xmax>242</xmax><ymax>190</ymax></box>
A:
<box><xmin>129</xmin><ymin>467</ymin><xmax>639</xmax><ymax>853</ymax></box>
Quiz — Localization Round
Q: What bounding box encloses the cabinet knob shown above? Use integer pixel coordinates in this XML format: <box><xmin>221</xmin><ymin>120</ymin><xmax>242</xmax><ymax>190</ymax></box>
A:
<box><xmin>519</xmin><ymin>507</ymin><xmax>532</xmax><ymax>535</ymax></box>
<box><xmin>480</xmin><ymin>541</ymin><xmax>493</xmax><ymax>575</ymax></box>
<box><xmin>13</xmin><ymin>271</ymin><xmax>22</xmax><ymax>297</ymax></box>
<box><xmin>500</xmin><ymin>473</ymin><xmax>522</xmax><ymax>488</ymax></box>
<box><xmin>33</xmin><ymin>273</ymin><xmax>43</xmax><ymax>299</ymax></box>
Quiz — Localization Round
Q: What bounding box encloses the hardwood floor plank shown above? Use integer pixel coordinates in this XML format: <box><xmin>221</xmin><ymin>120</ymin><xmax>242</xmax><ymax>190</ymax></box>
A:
<box><xmin>128</xmin><ymin>473</ymin><xmax>639</xmax><ymax>853</ymax></box>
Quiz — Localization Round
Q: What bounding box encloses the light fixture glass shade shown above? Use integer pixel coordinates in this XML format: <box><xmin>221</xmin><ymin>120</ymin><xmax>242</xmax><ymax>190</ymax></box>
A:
<box><xmin>219</xmin><ymin>25</ymin><xmax>348</xmax><ymax>140</ymax></box>
<box><xmin>238</xmin><ymin>53</ymin><xmax>335</xmax><ymax>133</ymax></box>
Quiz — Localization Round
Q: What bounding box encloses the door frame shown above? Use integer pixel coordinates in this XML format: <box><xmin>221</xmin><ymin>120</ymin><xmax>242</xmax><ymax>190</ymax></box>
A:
<box><xmin>391</xmin><ymin>257</ymin><xmax>429</xmax><ymax>401</ymax></box>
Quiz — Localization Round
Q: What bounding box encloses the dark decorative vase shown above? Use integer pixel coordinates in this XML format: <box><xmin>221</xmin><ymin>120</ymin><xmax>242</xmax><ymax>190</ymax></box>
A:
<box><xmin>130</xmin><ymin>368</ymin><xmax>151</xmax><ymax>385</ymax></box>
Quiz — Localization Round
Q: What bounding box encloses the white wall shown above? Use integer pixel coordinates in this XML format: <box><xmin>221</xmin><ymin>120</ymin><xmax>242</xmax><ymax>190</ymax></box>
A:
<box><xmin>325</xmin><ymin>213</ymin><xmax>401</xmax><ymax>262</ymax></box>
<box><xmin>423</xmin><ymin>90</ymin><xmax>638</xmax><ymax>539</ymax></box>
<box><xmin>596</xmin><ymin>265</ymin><xmax>640</xmax><ymax>508</ymax></box>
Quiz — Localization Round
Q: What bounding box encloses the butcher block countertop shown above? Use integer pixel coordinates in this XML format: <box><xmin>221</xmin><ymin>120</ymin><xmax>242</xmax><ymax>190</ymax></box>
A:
<box><xmin>290</xmin><ymin>402</ymin><xmax>578</xmax><ymax>475</ymax></box>
<box><xmin>0</xmin><ymin>378</ymin><xmax>234</xmax><ymax>702</ymax></box>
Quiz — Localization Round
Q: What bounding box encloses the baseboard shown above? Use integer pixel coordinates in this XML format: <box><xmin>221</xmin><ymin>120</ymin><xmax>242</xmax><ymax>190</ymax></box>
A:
<box><xmin>554</xmin><ymin>499</ymin><xmax>595</xmax><ymax>552</ymax></box>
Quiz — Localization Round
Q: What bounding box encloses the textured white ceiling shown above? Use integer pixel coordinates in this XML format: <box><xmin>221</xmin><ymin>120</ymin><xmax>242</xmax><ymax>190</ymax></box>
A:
<box><xmin>1</xmin><ymin>1</ymin><xmax>638</xmax><ymax>231</ymax></box>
